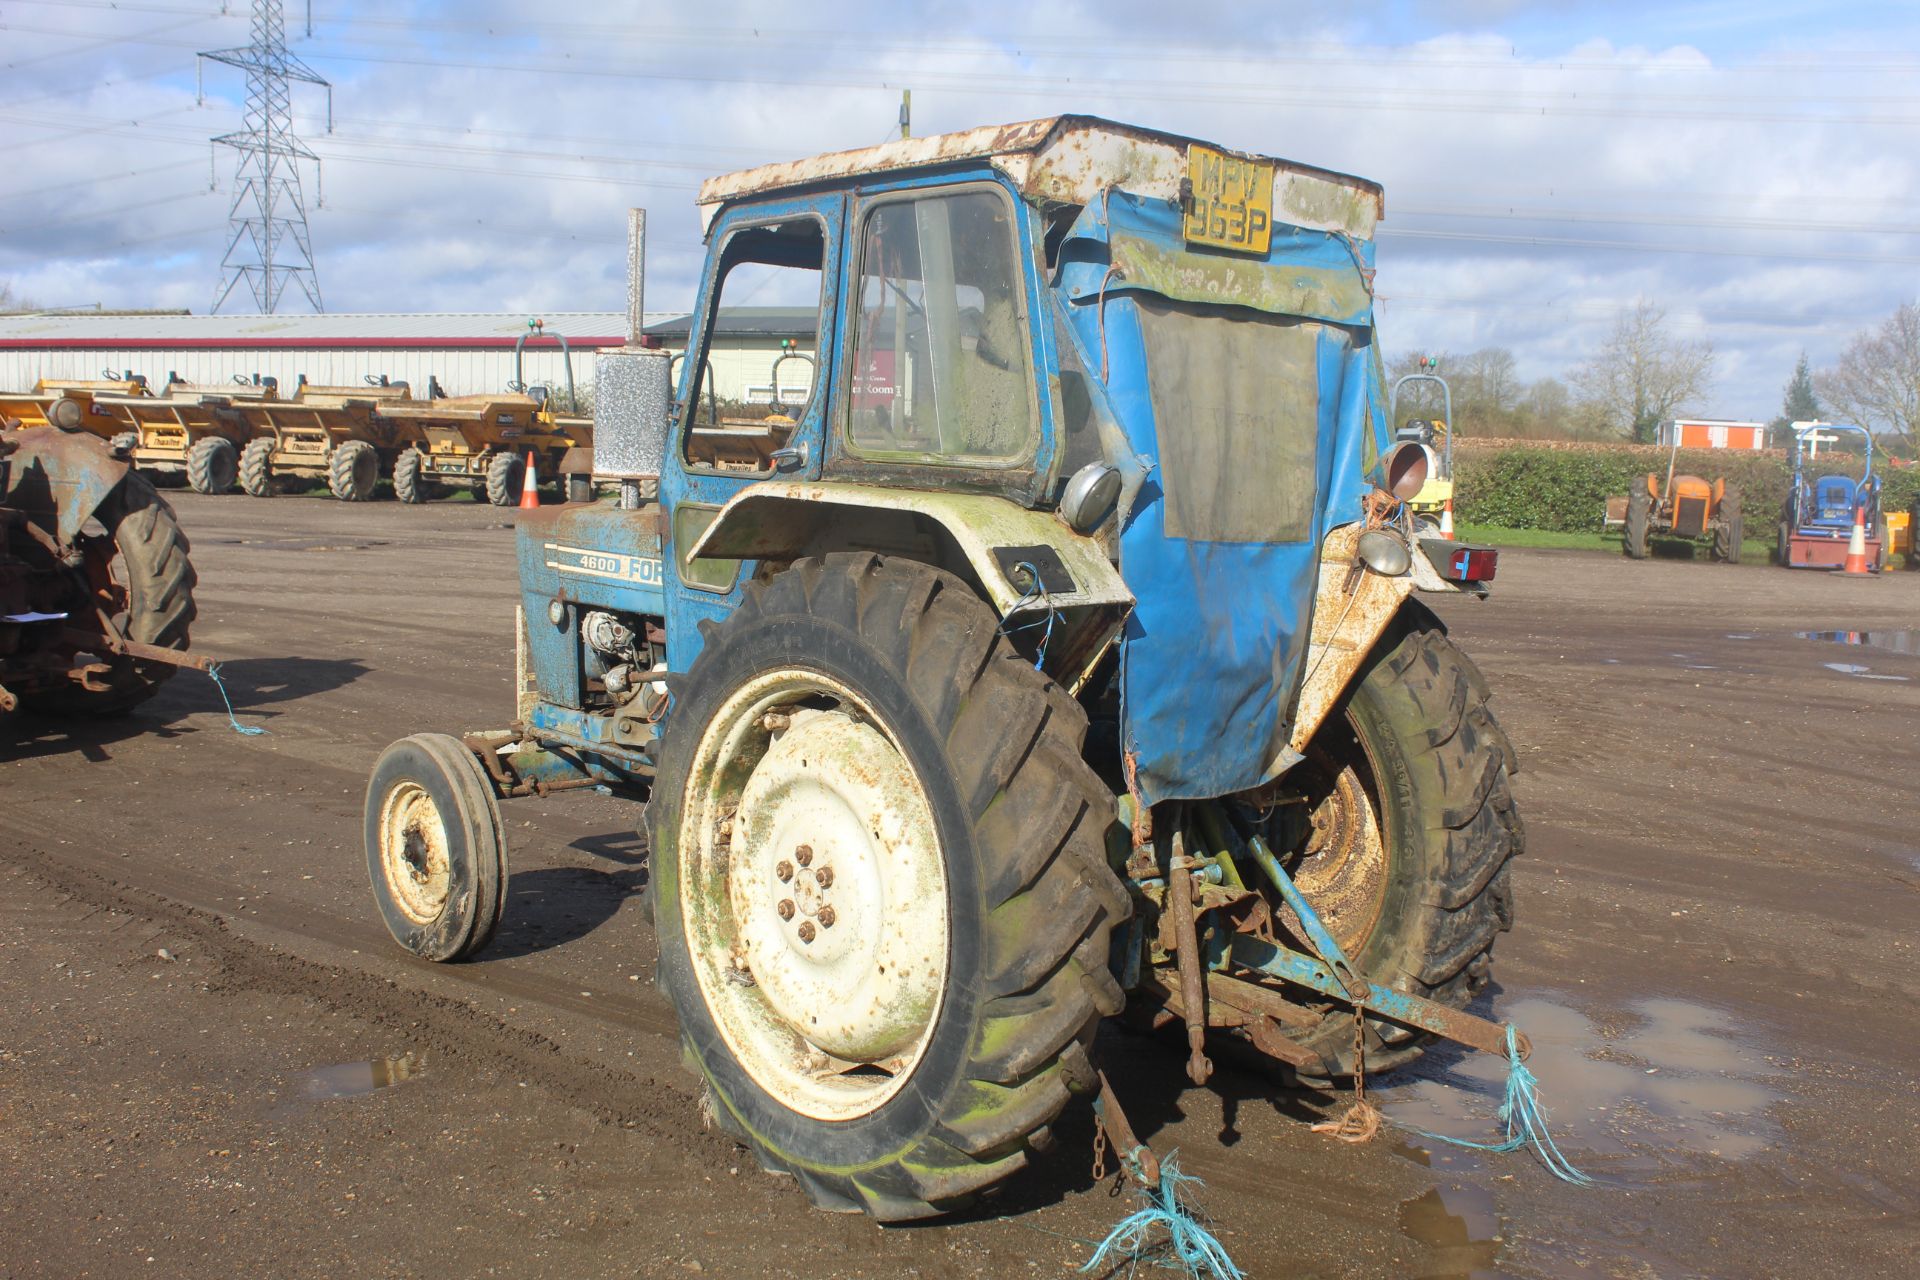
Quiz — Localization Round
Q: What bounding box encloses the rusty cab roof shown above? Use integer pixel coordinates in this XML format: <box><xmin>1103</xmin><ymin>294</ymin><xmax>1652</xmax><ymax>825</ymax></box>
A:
<box><xmin>695</xmin><ymin>115</ymin><xmax>1384</xmax><ymax>240</ymax></box>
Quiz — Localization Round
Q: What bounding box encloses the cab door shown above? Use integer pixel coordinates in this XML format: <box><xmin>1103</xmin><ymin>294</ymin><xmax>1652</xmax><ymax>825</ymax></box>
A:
<box><xmin>658</xmin><ymin>194</ymin><xmax>845</xmax><ymax>670</ymax></box>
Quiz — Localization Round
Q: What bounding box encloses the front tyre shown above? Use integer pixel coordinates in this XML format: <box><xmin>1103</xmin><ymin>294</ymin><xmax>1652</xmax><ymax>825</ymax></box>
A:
<box><xmin>186</xmin><ymin>436</ymin><xmax>239</xmax><ymax>495</ymax></box>
<box><xmin>364</xmin><ymin>734</ymin><xmax>508</xmax><ymax>961</ymax></box>
<box><xmin>239</xmin><ymin>437</ymin><xmax>275</xmax><ymax>497</ymax></box>
<box><xmin>328</xmin><ymin>439</ymin><xmax>379</xmax><ymax>501</ymax></box>
<box><xmin>649</xmin><ymin>554</ymin><xmax>1128</xmax><ymax>1220</ymax></box>
<box><xmin>484</xmin><ymin>451</ymin><xmax>523</xmax><ymax>507</ymax></box>
<box><xmin>1713</xmin><ymin>488</ymin><xmax>1743</xmax><ymax>564</ymax></box>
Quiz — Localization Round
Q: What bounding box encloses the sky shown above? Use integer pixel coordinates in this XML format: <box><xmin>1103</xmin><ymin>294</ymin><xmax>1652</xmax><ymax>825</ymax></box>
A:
<box><xmin>3</xmin><ymin>0</ymin><xmax>1919</xmax><ymax>419</ymax></box>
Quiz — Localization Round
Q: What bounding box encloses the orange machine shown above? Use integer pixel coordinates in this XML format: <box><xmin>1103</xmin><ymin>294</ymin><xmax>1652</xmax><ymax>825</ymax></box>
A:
<box><xmin>1603</xmin><ymin>438</ymin><xmax>1742</xmax><ymax>563</ymax></box>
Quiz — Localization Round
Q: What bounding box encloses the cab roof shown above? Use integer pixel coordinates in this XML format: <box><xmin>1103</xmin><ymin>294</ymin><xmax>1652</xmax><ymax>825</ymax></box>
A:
<box><xmin>695</xmin><ymin>114</ymin><xmax>1384</xmax><ymax>240</ymax></box>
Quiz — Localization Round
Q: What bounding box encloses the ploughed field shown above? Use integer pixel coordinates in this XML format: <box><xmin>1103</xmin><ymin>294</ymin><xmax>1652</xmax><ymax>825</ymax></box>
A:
<box><xmin>2</xmin><ymin>494</ymin><xmax>1914</xmax><ymax>1279</ymax></box>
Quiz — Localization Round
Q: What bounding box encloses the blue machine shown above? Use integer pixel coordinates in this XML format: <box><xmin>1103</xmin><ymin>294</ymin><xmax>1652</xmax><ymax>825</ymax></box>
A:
<box><xmin>1779</xmin><ymin>422</ymin><xmax>1884</xmax><ymax>570</ymax></box>
<box><xmin>363</xmin><ymin>118</ymin><xmax>1539</xmax><ymax>1227</ymax></box>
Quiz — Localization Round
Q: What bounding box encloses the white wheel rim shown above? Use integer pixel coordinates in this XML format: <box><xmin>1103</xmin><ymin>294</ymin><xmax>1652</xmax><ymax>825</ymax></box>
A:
<box><xmin>679</xmin><ymin>669</ymin><xmax>949</xmax><ymax>1122</ymax></box>
<box><xmin>379</xmin><ymin>780</ymin><xmax>451</xmax><ymax>924</ymax></box>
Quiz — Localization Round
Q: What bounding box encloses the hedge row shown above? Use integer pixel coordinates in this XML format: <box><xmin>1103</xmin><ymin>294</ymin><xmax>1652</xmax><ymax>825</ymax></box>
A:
<box><xmin>1450</xmin><ymin>442</ymin><xmax>1920</xmax><ymax>533</ymax></box>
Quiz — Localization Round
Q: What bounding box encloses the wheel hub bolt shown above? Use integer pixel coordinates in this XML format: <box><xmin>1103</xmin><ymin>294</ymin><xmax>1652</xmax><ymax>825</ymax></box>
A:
<box><xmin>776</xmin><ymin>860</ymin><xmax>794</xmax><ymax>882</ymax></box>
<box><xmin>795</xmin><ymin>845</ymin><xmax>813</xmax><ymax>867</ymax></box>
<box><xmin>762</xmin><ymin>710</ymin><xmax>790</xmax><ymax>733</ymax></box>
<box><xmin>797</xmin><ymin>921</ymin><xmax>816</xmax><ymax>943</ymax></box>
<box><xmin>817</xmin><ymin>906</ymin><xmax>836</xmax><ymax>928</ymax></box>
<box><xmin>814</xmin><ymin>866</ymin><xmax>833</xmax><ymax>888</ymax></box>
<box><xmin>777</xmin><ymin>900</ymin><xmax>795</xmax><ymax>921</ymax></box>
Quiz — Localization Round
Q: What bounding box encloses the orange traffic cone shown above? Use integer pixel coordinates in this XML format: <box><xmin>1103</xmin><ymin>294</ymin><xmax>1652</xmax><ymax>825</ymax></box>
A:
<box><xmin>1841</xmin><ymin>501</ymin><xmax>1870</xmax><ymax>575</ymax></box>
<box><xmin>1439</xmin><ymin>496</ymin><xmax>1455</xmax><ymax>540</ymax></box>
<box><xmin>518</xmin><ymin>450</ymin><xmax>540</xmax><ymax>510</ymax></box>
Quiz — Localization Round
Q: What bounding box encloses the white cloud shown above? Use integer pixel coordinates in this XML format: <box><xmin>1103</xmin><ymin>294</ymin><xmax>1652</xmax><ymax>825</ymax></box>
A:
<box><xmin>1</xmin><ymin>1</ymin><xmax>1916</xmax><ymax>417</ymax></box>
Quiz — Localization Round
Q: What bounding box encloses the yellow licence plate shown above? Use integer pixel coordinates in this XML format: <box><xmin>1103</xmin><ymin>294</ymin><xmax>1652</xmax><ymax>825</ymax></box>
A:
<box><xmin>1184</xmin><ymin>143</ymin><xmax>1275</xmax><ymax>255</ymax></box>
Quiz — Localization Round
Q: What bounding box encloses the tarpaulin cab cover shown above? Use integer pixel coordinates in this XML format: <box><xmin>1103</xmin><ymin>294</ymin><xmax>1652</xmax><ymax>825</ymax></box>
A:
<box><xmin>1057</xmin><ymin>190</ymin><xmax>1390</xmax><ymax>804</ymax></box>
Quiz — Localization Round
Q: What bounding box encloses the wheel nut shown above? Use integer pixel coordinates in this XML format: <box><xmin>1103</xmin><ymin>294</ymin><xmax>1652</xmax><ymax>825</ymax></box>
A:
<box><xmin>762</xmin><ymin>710</ymin><xmax>790</xmax><ymax>733</ymax></box>
<box><xmin>795</xmin><ymin>844</ymin><xmax>813</xmax><ymax>867</ymax></box>
<box><xmin>814</xmin><ymin>866</ymin><xmax>833</xmax><ymax>888</ymax></box>
<box><xmin>776</xmin><ymin>860</ymin><xmax>794</xmax><ymax>882</ymax></box>
<box><xmin>797</xmin><ymin>921</ymin><xmax>816</xmax><ymax>943</ymax></box>
<box><xmin>777</xmin><ymin>900</ymin><xmax>795</xmax><ymax>921</ymax></box>
<box><xmin>817</xmin><ymin>906</ymin><xmax>835</xmax><ymax>928</ymax></box>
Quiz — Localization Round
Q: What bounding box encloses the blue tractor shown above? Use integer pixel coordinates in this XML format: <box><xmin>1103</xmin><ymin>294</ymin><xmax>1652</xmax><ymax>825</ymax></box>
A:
<box><xmin>1776</xmin><ymin>421</ymin><xmax>1887</xmax><ymax>570</ymax></box>
<box><xmin>364</xmin><ymin>118</ymin><xmax>1528</xmax><ymax>1221</ymax></box>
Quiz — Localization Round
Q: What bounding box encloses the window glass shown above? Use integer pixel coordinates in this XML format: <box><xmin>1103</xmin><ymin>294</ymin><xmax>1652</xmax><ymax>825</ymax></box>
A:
<box><xmin>682</xmin><ymin>219</ymin><xmax>825</xmax><ymax>473</ymax></box>
<box><xmin>845</xmin><ymin>189</ymin><xmax>1034</xmax><ymax>463</ymax></box>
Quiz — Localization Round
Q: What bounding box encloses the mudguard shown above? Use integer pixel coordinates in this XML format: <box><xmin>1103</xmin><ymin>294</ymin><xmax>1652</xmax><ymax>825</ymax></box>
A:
<box><xmin>2</xmin><ymin>427</ymin><xmax>132</xmax><ymax>546</ymax></box>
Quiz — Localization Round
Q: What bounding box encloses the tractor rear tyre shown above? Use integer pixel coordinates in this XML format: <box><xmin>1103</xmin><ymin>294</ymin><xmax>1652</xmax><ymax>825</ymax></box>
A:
<box><xmin>365</xmin><ymin>734</ymin><xmax>508</xmax><ymax>962</ymax></box>
<box><xmin>15</xmin><ymin>469</ymin><xmax>197</xmax><ymax>718</ymax></box>
<box><xmin>328</xmin><ymin>439</ymin><xmax>379</xmax><ymax>502</ymax></box>
<box><xmin>1713</xmin><ymin>488</ymin><xmax>1743</xmax><ymax>564</ymax></box>
<box><xmin>1265</xmin><ymin>605</ymin><xmax>1521</xmax><ymax>1081</ymax></box>
<box><xmin>239</xmin><ymin>437</ymin><xmax>275</xmax><ymax>497</ymax></box>
<box><xmin>649</xmin><ymin>554</ymin><xmax>1128</xmax><ymax>1221</ymax></box>
<box><xmin>186</xmin><ymin>436</ymin><xmax>238</xmax><ymax>495</ymax></box>
<box><xmin>1624</xmin><ymin>483</ymin><xmax>1651</xmax><ymax>559</ymax></box>
<box><xmin>393</xmin><ymin>449</ymin><xmax>433</xmax><ymax>504</ymax></box>
<box><xmin>1775</xmin><ymin>520</ymin><xmax>1790</xmax><ymax>567</ymax></box>
<box><xmin>484</xmin><ymin>451</ymin><xmax>523</xmax><ymax>507</ymax></box>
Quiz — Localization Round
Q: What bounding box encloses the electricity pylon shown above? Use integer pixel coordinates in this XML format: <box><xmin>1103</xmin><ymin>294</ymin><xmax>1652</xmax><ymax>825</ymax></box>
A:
<box><xmin>199</xmin><ymin>0</ymin><xmax>331</xmax><ymax>314</ymax></box>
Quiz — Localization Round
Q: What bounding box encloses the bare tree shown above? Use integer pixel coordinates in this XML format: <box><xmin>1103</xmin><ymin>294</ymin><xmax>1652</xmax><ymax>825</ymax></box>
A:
<box><xmin>1815</xmin><ymin>302</ymin><xmax>1920</xmax><ymax>451</ymax></box>
<box><xmin>1572</xmin><ymin>300</ymin><xmax>1715</xmax><ymax>442</ymax></box>
<box><xmin>0</xmin><ymin>280</ymin><xmax>29</xmax><ymax>312</ymax></box>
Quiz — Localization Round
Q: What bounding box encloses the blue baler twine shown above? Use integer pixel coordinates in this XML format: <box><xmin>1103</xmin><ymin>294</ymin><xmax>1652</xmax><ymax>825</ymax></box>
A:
<box><xmin>1397</xmin><ymin>1024</ymin><xmax>1595</xmax><ymax>1186</ymax></box>
<box><xmin>205</xmin><ymin>663</ymin><xmax>267</xmax><ymax>736</ymax></box>
<box><xmin>1081</xmin><ymin>1151</ymin><xmax>1243</xmax><ymax>1280</ymax></box>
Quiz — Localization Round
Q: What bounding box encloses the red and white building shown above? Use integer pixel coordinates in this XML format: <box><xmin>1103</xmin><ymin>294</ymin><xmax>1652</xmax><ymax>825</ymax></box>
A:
<box><xmin>1656</xmin><ymin>418</ymin><xmax>1767</xmax><ymax>450</ymax></box>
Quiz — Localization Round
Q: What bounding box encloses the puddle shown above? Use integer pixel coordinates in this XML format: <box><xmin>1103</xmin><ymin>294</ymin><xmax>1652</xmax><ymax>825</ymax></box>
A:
<box><xmin>1798</xmin><ymin>628</ymin><xmax>1919</xmax><ymax>656</ymax></box>
<box><xmin>1379</xmin><ymin>996</ymin><xmax>1781</xmax><ymax>1174</ymax></box>
<box><xmin>1821</xmin><ymin>661</ymin><xmax>1910</xmax><ymax>681</ymax></box>
<box><xmin>297</xmin><ymin>1053</ymin><xmax>423</xmax><ymax>1100</ymax></box>
<box><xmin>230</xmin><ymin>537</ymin><xmax>391</xmax><ymax>552</ymax></box>
<box><xmin>1399</xmin><ymin>1184</ymin><xmax>1501</xmax><ymax>1279</ymax></box>
<box><xmin>1725</xmin><ymin>633</ymin><xmax>1756</xmax><ymax>641</ymax></box>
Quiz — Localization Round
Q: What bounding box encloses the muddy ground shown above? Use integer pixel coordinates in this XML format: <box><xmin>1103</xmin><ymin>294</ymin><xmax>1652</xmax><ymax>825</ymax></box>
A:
<box><xmin>2</xmin><ymin>493</ymin><xmax>1915</xmax><ymax>1280</ymax></box>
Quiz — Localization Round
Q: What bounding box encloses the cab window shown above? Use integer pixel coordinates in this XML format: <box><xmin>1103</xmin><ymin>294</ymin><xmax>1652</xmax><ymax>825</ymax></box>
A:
<box><xmin>681</xmin><ymin>218</ymin><xmax>825</xmax><ymax>473</ymax></box>
<box><xmin>844</xmin><ymin>187</ymin><xmax>1035</xmax><ymax>465</ymax></box>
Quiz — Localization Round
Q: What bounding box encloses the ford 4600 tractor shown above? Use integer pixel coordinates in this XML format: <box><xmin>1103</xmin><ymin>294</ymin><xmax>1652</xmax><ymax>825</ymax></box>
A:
<box><xmin>365</xmin><ymin>117</ymin><xmax>1526</xmax><ymax>1222</ymax></box>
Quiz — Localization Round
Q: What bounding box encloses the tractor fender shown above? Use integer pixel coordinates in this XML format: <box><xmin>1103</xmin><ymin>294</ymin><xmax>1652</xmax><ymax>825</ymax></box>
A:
<box><xmin>1277</xmin><ymin>522</ymin><xmax>1482</xmax><ymax>767</ymax></box>
<box><xmin>2</xmin><ymin>426</ymin><xmax>132</xmax><ymax>546</ymax></box>
<box><xmin>687</xmin><ymin>480</ymin><xmax>1134</xmax><ymax>686</ymax></box>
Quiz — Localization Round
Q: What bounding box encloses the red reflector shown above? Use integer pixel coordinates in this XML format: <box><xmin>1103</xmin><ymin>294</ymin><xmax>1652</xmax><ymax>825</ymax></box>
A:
<box><xmin>1421</xmin><ymin>539</ymin><xmax>1497</xmax><ymax>582</ymax></box>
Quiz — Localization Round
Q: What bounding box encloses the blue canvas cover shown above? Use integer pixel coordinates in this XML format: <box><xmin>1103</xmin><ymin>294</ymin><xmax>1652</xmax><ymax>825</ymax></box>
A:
<box><xmin>1056</xmin><ymin>192</ymin><xmax>1390</xmax><ymax>804</ymax></box>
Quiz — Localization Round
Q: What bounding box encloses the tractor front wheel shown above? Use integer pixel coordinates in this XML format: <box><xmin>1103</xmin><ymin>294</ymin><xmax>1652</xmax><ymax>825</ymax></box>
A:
<box><xmin>649</xmin><ymin>554</ymin><xmax>1128</xmax><ymax>1220</ymax></box>
<box><xmin>1624</xmin><ymin>483</ymin><xmax>1651</xmax><ymax>558</ymax></box>
<box><xmin>1265</xmin><ymin>607</ymin><xmax>1522</xmax><ymax>1080</ymax></box>
<box><xmin>365</xmin><ymin>734</ymin><xmax>508</xmax><ymax>962</ymax></box>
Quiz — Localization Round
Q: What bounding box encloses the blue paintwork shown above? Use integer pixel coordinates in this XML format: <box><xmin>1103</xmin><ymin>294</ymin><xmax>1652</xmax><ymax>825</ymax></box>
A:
<box><xmin>507</xmin><ymin>161</ymin><xmax>1392</xmax><ymax>809</ymax></box>
<box><xmin>1788</xmin><ymin>423</ymin><xmax>1879</xmax><ymax>537</ymax></box>
<box><xmin>1056</xmin><ymin>192</ymin><xmax>1389</xmax><ymax>804</ymax></box>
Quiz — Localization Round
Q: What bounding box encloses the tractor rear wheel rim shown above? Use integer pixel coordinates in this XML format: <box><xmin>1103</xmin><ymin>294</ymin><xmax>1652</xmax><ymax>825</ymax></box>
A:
<box><xmin>680</xmin><ymin>669</ymin><xmax>949</xmax><ymax>1123</ymax></box>
<box><xmin>1288</xmin><ymin>725</ymin><xmax>1388</xmax><ymax>960</ymax></box>
<box><xmin>379</xmin><ymin>781</ymin><xmax>451</xmax><ymax>924</ymax></box>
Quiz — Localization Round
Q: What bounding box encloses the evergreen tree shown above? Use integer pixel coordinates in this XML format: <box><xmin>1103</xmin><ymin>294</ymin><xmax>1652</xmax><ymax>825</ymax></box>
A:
<box><xmin>1769</xmin><ymin>352</ymin><xmax>1821</xmax><ymax>448</ymax></box>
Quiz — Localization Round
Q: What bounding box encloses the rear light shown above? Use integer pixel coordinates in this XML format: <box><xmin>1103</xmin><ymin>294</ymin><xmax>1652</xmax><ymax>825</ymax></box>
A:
<box><xmin>1421</xmin><ymin>539</ymin><xmax>1497</xmax><ymax>583</ymax></box>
